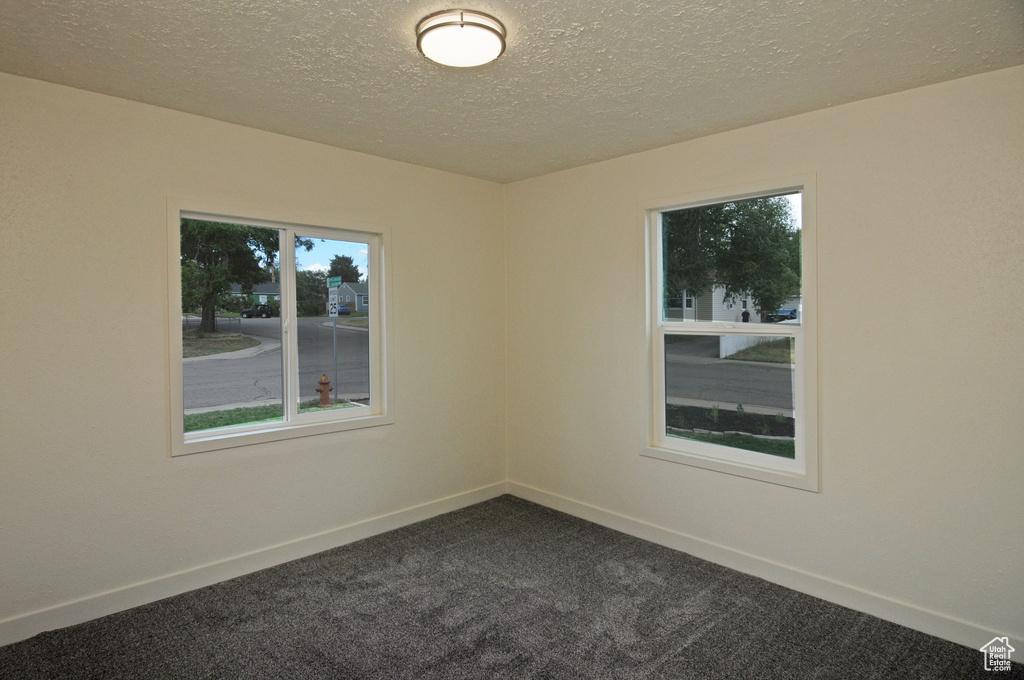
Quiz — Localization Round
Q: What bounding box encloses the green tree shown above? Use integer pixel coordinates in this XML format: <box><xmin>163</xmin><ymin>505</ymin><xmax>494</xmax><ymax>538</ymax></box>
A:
<box><xmin>180</xmin><ymin>225</ymin><xmax>315</xmax><ymax>333</ymax></box>
<box><xmin>662</xmin><ymin>196</ymin><xmax>800</xmax><ymax>320</ymax></box>
<box><xmin>715</xmin><ymin>198</ymin><xmax>800</xmax><ymax>317</ymax></box>
<box><xmin>328</xmin><ymin>254</ymin><xmax>362</xmax><ymax>283</ymax></box>
<box><xmin>662</xmin><ymin>202</ymin><xmax>728</xmax><ymax>302</ymax></box>
<box><xmin>180</xmin><ymin>223</ymin><xmax>313</xmax><ymax>331</ymax></box>
<box><xmin>296</xmin><ymin>269</ymin><xmax>328</xmax><ymax>316</ymax></box>
<box><xmin>180</xmin><ymin>220</ymin><xmax>280</xmax><ymax>333</ymax></box>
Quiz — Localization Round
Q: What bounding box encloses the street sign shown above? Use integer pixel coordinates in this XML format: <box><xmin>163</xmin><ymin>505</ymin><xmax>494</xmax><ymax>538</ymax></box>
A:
<box><xmin>328</xmin><ymin>288</ymin><xmax>339</xmax><ymax>318</ymax></box>
<box><xmin>327</xmin><ymin>276</ymin><xmax>342</xmax><ymax>289</ymax></box>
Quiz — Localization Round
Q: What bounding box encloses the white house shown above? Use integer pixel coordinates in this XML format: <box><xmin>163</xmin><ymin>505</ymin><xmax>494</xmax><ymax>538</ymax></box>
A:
<box><xmin>668</xmin><ymin>288</ymin><xmax>757</xmax><ymax>323</ymax></box>
<box><xmin>669</xmin><ymin>289</ymin><xmax>803</xmax><ymax>323</ymax></box>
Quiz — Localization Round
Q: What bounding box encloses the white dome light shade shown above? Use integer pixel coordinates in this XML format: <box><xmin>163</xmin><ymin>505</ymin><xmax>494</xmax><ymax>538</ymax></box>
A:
<box><xmin>417</xmin><ymin>10</ymin><xmax>506</xmax><ymax>68</ymax></box>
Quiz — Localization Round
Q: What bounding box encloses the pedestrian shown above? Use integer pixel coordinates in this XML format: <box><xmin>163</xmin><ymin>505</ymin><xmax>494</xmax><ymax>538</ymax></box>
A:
<box><xmin>741</xmin><ymin>309</ymin><xmax>750</xmax><ymax>323</ymax></box>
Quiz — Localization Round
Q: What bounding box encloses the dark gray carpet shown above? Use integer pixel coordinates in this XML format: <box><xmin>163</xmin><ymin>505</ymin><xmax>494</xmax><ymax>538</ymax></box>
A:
<box><xmin>1</xmin><ymin>495</ymin><xmax>1019</xmax><ymax>679</ymax></box>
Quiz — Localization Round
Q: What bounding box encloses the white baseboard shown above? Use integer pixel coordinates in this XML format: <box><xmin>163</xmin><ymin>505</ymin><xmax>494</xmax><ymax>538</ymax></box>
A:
<box><xmin>0</xmin><ymin>482</ymin><xmax>508</xmax><ymax>647</ymax></box>
<box><xmin>506</xmin><ymin>482</ymin><xmax>1019</xmax><ymax>652</ymax></box>
<box><xmin>5</xmin><ymin>480</ymin><xmax>1015</xmax><ymax>654</ymax></box>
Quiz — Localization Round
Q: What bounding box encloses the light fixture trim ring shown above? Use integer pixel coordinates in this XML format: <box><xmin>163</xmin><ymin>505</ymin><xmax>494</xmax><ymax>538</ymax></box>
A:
<box><xmin>416</xmin><ymin>9</ymin><xmax>507</xmax><ymax>67</ymax></box>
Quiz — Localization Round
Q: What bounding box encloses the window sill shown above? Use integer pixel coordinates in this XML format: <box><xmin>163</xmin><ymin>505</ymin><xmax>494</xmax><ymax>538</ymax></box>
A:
<box><xmin>173</xmin><ymin>412</ymin><xmax>394</xmax><ymax>457</ymax></box>
<box><xmin>642</xmin><ymin>443</ymin><xmax>819</xmax><ymax>492</ymax></box>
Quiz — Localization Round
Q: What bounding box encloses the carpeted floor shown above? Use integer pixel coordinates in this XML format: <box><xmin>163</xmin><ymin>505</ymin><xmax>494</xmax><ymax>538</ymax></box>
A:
<box><xmin>1</xmin><ymin>495</ymin><xmax>1019</xmax><ymax>679</ymax></box>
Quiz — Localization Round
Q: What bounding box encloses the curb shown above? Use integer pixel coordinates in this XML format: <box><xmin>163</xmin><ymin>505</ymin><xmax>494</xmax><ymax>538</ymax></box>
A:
<box><xmin>183</xmin><ymin>335</ymin><xmax>280</xmax><ymax>363</ymax></box>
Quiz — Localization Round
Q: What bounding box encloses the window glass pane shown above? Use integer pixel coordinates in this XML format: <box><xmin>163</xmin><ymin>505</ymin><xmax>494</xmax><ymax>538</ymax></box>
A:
<box><xmin>294</xmin><ymin>235</ymin><xmax>370</xmax><ymax>415</ymax></box>
<box><xmin>181</xmin><ymin>220</ymin><xmax>283</xmax><ymax>432</ymax></box>
<box><xmin>664</xmin><ymin>334</ymin><xmax>795</xmax><ymax>459</ymax></box>
<box><xmin>662</xmin><ymin>194</ymin><xmax>802</xmax><ymax>324</ymax></box>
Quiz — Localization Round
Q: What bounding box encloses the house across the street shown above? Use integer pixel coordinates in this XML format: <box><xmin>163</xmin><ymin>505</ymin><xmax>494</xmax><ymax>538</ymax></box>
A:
<box><xmin>229</xmin><ymin>283</ymin><xmax>281</xmax><ymax>305</ymax></box>
<box><xmin>337</xmin><ymin>281</ymin><xmax>368</xmax><ymax>312</ymax></box>
<box><xmin>667</xmin><ymin>287</ymin><xmax>800</xmax><ymax>323</ymax></box>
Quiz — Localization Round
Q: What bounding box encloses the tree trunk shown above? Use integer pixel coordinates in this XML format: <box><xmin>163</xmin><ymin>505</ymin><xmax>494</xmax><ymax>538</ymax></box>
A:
<box><xmin>200</xmin><ymin>304</ymin><xmax>217</xmax><ymax>334</ymax></box>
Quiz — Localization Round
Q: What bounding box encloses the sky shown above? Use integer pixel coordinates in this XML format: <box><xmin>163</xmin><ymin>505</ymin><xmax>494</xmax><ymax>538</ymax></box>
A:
<box><xmin>785</xmin><ymin>192</ymin><xmax>802</xmax><ymax>230</ymax></box>
<box><xmin>295</xmin><ymin>237</ymin><xmax>369</xmax><ymax>280</ymax></box>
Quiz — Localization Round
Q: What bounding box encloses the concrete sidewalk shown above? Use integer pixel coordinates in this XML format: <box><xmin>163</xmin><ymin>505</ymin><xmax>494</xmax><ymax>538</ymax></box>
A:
<box><xmin>666</xmin><ymin>396</ymin><xmax>793</xmax><ymax>418</ymax></box>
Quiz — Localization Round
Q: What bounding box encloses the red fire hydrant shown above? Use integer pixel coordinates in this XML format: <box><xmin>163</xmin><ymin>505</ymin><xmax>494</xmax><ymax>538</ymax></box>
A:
<box><xmin>316</xmin><ymin>374</ymin><xmax>333</xmax><ymax>407</ymax></box>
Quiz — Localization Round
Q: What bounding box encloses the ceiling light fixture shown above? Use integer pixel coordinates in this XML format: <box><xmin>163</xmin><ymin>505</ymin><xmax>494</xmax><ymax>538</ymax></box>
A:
<box><xmin>416</xmin><ymin>9</ymin><xmax>506</xmax><ymax>68</ymax></box>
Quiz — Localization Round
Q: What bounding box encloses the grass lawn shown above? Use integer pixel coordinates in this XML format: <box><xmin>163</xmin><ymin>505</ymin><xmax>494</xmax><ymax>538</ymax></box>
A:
<box><xmin>331</xmin><ymin>311</ymin><xmax>369</xmax><ymax>328</ymax></box>
<box><xmin>182</xmin><ymin>331</ymin><xmax>260</xmax><ymax>358</ymax></box>
<box><xmin>668</xmin><ymin>428</ymin><xmax>795</xmax><ymax>458</ymax></box>
<box><xmin>725</xmin><ymin>337</ymin><xmax>794</xmax><ymax>364</ymax></box>
<box><xmin>185</xmin><ymin>404</ymin><xmax>282</xmax><ymax>432</ymax></box>
<box><xmin>184</xmin><ymin>400</ymin><xmax>362</xmax><ymax>433</ymax></box>
<box><xmin>666</xmin><ymin>403</ymin><xmax>793</xmax><ymax>438</ymax></box>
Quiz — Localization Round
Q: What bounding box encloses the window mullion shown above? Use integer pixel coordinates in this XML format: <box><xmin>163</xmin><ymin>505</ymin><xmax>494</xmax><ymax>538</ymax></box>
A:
<box><xmin>662</xmin><ymin>321</ymin><xmax>798</xmax><ymax>336</ymax></box>
<box><xmin>366</xmin><ymin>236</ymin><xmax>381</xmax><ymax>414</ymax></box>
<box><xmin>280</xmin><ymin>229</ymin><xmax>298</xmax><ymax>422</ymax></box>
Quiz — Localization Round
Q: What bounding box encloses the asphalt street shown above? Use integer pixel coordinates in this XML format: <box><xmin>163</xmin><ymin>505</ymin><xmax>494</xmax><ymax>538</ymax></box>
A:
<box><xmin>183</xmin><ymin>316</ymin><xmax>369</xmax><ymax>410</ymax></box>
<box><xmin>183</xmin><ymin>321</ymin><xmax>794</xmax><ymax>415</ymax></box>
<box><xmin>664</xmin><ymin>335</ymin><xmax>794</xmax><ymax>412</ymax></box>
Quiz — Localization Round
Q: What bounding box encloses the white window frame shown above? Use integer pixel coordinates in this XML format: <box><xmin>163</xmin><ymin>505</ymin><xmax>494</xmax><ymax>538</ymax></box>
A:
<box><xmin>167</xmin><ymin>198</ymin><xmax>394</xmax><ymax>456</ymax></box>
<box><xmin>642</xmin><ymin>176</ymin><xmax>819</xmax><ymax>491</ymax></box>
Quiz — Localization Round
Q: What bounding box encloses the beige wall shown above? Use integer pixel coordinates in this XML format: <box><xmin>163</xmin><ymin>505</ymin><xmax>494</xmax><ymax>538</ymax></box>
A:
<box><xmin>2</xmin><ymin>65</ymin><xmax>1022</xmax><ymax>648</ymax></box>
<box><xmin>504</xmin><ymin>66</ymin><xmax>1024</xmax><ymax>644</ymax></box>
<box><xmin>0</xmin><ymin>73</ymin><xmax>506</xmax><ymax>634</ymax></box>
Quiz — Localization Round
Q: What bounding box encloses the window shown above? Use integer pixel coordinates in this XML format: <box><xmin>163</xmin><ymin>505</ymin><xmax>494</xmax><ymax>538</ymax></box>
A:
<box><xmin>644</xmin><ymin>178</ymin><xmax>818</xmax><ymax>491</ymax></box>
<box><xmin>169</xmin><ymin>199</ymin><xmax>392</xmax><ymax>456</ymax></box>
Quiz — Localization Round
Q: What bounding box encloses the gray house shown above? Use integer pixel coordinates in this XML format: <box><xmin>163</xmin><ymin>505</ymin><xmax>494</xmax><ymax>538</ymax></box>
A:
<box><xmin>337</xmin><ymin>282</ymin><xmax>368</xmax><ymax>312</ymax></box>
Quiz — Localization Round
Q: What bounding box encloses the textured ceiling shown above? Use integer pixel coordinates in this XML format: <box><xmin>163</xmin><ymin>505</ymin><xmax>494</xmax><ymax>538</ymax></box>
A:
<box><xmin>1</xmin><ymin>0</ymin><xmax>1022</xmax><ymax>183</ymax></box>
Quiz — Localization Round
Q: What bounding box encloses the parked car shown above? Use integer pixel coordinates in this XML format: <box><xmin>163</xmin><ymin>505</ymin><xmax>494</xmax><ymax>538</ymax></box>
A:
<box><xmin>337</xmin><ymin>305</ymin><xmax>351</xmax><ymax>316</ymax></box>
<box><xmin>765</xmin><ymin>308</ymin><xmax>798</xmax><ymax>322</ymax></box>
<box><xmin>241</xmin><ymin>304</ymin><xmax>274</xmax><ymax>319</ymax></box>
